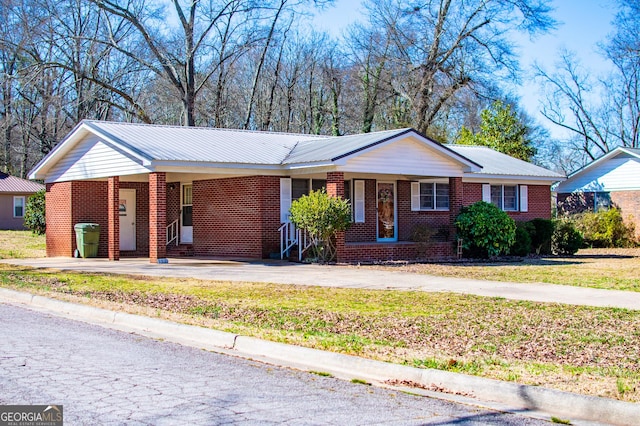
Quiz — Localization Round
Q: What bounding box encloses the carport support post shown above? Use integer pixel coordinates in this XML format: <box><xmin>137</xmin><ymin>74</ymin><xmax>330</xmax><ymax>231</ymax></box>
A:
<box><xmin>149</xmin><ymin>172</ymin><xmax>167</xmax><ymax>263</ymax></box>
<box><xmin>108</xmin><ymin>176</ymin><xmax>120</xmax><ymax>261</ymax></box>
<box><xmin>326</xmin><ymin>172</ymin><xmax>345</xmax><ymax>263</ymax></box>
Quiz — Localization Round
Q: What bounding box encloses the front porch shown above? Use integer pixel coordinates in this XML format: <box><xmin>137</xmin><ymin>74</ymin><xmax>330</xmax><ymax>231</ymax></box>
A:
<box><xmin>46</xmin><ymin>170</ymin><xmax>463</xmax><ymax>264</ymax></box>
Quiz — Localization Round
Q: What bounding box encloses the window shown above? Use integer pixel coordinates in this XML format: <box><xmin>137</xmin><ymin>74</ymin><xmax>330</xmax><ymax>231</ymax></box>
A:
<box><xmin>595</xmin><ymin>192</ymin><xmax>611</xmax><ymax>211</ymax></box>
<box><xmin>291</xmin><ymin>179</ymin><xmax>309</xmax><ymax>201</ymax></box>
<box><xmin>483</xmin><ymin>184</ymin><xmax>527</xmax><ymax>212</ymax></box>
<box><xmin>411</xmin><ymin>181</ymin><xmax>449</xmax><ymax>211</ymax></box>
<box><xmin>13</xmin><ymin>196</ymin><xmax>25</xmax><ymax>218</ymax></box>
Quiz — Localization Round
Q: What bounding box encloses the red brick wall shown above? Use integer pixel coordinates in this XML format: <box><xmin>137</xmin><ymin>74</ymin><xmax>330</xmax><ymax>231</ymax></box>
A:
<box><xmin>345</xmin><ymin>179</ymin><xmax>377</xmax><ymax>242</ymax></box>
<box><xmin>166</xmin><ymin>182</ymin><xmax>181</xmax><ymax>226</ymax></box>
<box><xmin>342</xmin><ymin>242</ymin><xmax>454</xmax><ymax>263</ymax></box>
<box><xmin>463</xmin><ymin>183</ymin><xmax>552</xmax><ymax>220</ymax></box>
<box><xmin>149</xmin><ymin>172</ymin><xmax>167</xmax><ymax>262</ymax></box>
<box><xmin>260</xmin><ymin>176</ymin><xmax>282</xmax><ymax>257</ymax></box>
<box><xmin>193</xmin><ymin>176</ymin><xmax>266</xmax><ymax>258</ymax></box>
<box><xmin>46</xmin><ymin>182</ymin><xmax>74</xmax><ymax>257</ymax></box>
<box><xmin>611</xmin><ymin>191</ymin><xmax>640</xmax><ymax>239</ymax></box>
<box><xmin>70</xmin><ymin>181</ymin><xmax>109</xmax><ymax>257</ymax></box>
<box><xmin>396</xmin><ymin>180</ymin><xmax>451</xmax><ymax>241</ymax></box>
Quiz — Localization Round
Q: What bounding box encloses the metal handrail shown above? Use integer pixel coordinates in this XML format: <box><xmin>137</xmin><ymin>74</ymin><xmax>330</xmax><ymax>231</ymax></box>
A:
<box><xmin>279</xmin><ymin>222</ymin><xmax>297</xmax><ymax>259</ymax></box>
<box><xmin>166</xmin><ymin>219</ymin><xmax>179</xmax><ymax>246</ymax></box>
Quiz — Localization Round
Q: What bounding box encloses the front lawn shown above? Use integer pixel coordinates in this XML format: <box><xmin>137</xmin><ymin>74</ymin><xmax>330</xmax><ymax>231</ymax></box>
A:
<box><xmin>1</xmin><ymin>263</ymin><xmax>639</xmax><ymax>402</ymax></box>
<box><xmin>0</xmin><ymin>230</ymin><xmax>46</xmax><ymax>259</ymax></box>
<box><xmin>368</xmin><ymin>248</ymin><xmax>640</xmax><ymax>292</ymax></box>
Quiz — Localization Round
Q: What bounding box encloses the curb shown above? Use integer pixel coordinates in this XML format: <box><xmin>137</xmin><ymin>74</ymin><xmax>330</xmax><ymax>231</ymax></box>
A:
<box><xmin>1</xmin><ymin>288</ymin><xmax>638</xmax><ymax>425</ymax></box>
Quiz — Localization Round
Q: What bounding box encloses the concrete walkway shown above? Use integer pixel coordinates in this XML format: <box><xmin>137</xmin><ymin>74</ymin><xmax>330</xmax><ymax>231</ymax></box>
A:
<box><xmin>3</xmin><ymin>256</ymin><xmax>640</xmax><ymax>310</ymax></box>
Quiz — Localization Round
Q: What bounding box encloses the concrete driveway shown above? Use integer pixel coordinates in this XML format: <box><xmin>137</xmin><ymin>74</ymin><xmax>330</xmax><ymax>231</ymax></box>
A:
<box><xmin>3</xmin><ymin>256</ymin><xmax>640</xmax><ymax>310</ymax></box>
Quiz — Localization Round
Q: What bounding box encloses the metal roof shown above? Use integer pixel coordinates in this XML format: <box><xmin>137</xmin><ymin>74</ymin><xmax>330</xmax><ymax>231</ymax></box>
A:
<box><xmin>448</xmin><ymin>145</ymin><xmax>565</xmax><ymax>179</ymax></box>
<box><xmin>84</xmin><ymin>121</ymin><xmax>329</xmax><ymax>165</ymax></box>
<box><xmin>0</xmin><ymin>172</ymin><xmax>44</xmax><ymax>193</ymax></box>
<box><xmin>283</xmin><ymin>128</ymin><xmax>413</xmax><ymax>164</ymax></box>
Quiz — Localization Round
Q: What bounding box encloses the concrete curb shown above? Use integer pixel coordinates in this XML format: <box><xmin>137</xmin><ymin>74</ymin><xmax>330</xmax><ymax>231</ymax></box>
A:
<box><xmin>1</xmin><ymin>288</ymin><xmax>638</xmax><ymax>425</ymax></box>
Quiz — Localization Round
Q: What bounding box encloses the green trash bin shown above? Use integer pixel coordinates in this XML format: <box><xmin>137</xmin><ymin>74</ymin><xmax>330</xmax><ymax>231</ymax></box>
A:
<box><xmin>74</xmin><ymin>223</ymin><xmax>100</xmax><ymax>258</ymax></box>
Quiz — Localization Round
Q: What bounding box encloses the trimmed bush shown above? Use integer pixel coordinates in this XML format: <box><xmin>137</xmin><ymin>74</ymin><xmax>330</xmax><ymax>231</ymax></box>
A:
<box><xmin>24</xmin><ymin>189</ymin><xmax>46</xmax><ymax>235</ymax></box>
<box><xmin>529</xmin><ymin>218</ymin><xmax>554</xmax><ymax>255</ymax></box>
<box><xmin>512</xmin><ymin>222</ymin><xmax>533</xmax><ymax>256</ymax></box>
<box><xmin>572</xmin><ymin>208</ymin><xmax>635</xmax><ymax>248</ymax></box>
<box><xmin>552</xmin><ymin>220</ymin><xmax>583</xmax><ymax>255</ymax></box>
<box><xmin>289</xmin><ymin>189</ymin><xmax>352</xmax><ymax>263</ymax></box>
<box><xmin>455</xmin><ymin>201</ymin><xmax>516</xmax><ymax>258</ymax></box>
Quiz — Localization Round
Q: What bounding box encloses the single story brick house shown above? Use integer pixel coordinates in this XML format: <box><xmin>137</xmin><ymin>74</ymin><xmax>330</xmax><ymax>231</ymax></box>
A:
<box><xmin>29</xmin><ymin>121</ymin><xmax>564</xmax><ymax>263</ymax></box>
<box><xmin>556</xmin><ymin>147</ymin><xmax>640</xmax><ymax>239</ymax></box>
<box><xmin>0</xmin><ymin>171</ymin><xmax>44</xmax><ymax>230</ymax></box>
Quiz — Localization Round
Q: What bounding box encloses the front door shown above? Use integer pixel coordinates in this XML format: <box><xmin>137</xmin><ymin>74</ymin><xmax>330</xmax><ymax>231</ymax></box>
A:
<box><xmin>377</xmin><ymin>181</ymin><xmax>397</xmax><ymax>241</ymax></box>
<box><xmin>181</xmin><ymin>184</ymin><xmax>193</xmax><ymax>244</ymax></box>
<box><xmin>119</xmin><ymin>189</ymin><xmax>136</xmax><ymax>251</ymax></box>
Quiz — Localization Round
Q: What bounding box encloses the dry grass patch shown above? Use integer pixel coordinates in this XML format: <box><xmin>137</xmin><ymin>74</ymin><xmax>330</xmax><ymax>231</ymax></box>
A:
<box><xmin>366</xmin><ymin>248</ymin><xmax>640</xmax><ymax>292</ymax></box>
<box><xmin>1</xmin><ymin>263</ymin><xmax>639</xmax><ymax>402</ymax></box>
<box><xmin>0</xmin><ymin>231</ymin><xmax>46</xmax><ymax>259</ymax></box>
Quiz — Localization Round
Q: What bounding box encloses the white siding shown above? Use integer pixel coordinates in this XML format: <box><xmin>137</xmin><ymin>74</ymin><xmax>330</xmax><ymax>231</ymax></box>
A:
<box><xmin>46</xmin><ymin>135</ymin><xmax>148</xmax><ymax>183</ymax></box>
<box><xmin>556</xmin><ymin>155</ymin><xmax>640</xmax><ymax>192</ymax></box>
<box><xmin>339</xmin><ymin>138</ymin><xmax>464</xmax><ymax>176</ymax></box>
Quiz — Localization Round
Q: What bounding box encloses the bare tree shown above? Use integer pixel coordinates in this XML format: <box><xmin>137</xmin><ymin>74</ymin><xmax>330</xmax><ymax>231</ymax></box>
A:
<box><xmin>537</xmin><ymin>0</ymin><xmax>640</xmax><ymax>162</ymax></box>
<box><xmin>352</xmin><ymin>0</ymin><xmax>555</xmax><ymax>135</ymax></box>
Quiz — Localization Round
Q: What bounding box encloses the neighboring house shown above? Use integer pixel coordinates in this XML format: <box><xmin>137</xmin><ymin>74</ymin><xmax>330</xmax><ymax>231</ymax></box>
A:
<box><xmin>29</xmin><ymin>121</ymin><xmax>564</xmax><ymax>263</ymax></box>
<box><xmin>0</xmin><ymin>172</ymin><xmax>45</xmax><ymax>230</ymax></box>
<box><xmin>556</xmin><ymin>147</ymin><xmax>640</xmax><ymax>239</ymax></box>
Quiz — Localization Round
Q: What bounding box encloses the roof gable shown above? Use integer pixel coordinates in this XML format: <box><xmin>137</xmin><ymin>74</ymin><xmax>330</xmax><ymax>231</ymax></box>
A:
<box><xmin>556</xmin><ymin>147</ymin><xmax>640</xmax><ymax>192</ymax></box>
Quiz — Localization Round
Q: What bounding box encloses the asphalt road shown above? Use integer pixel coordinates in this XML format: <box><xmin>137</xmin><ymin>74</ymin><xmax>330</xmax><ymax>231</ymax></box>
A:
<box><xmin>0</xmin><ymin>303</ymin><xmax>550</xmax><ymax>425</ymax></box>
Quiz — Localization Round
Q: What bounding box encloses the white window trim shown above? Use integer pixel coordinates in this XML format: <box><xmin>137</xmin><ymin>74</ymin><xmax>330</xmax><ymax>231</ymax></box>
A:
<box><xmin>13</xmin><ymin>196</ymin><xmax>25</xmax><ymax>218</ymax></box>
<box><xmin>411</xmin><ymin>180</ymin><xmax>450</xmax><ymax>211</ymax></box>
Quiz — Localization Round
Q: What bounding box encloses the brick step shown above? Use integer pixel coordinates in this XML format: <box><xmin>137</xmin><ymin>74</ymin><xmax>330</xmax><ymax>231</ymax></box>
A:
<box><xmin>167</xmin><ymin>244</ymin><xmax>195</xmax><ymax>257</ymax></box>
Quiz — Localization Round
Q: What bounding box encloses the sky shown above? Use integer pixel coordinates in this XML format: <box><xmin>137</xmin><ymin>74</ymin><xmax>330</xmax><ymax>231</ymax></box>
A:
<box><xmin>311</xmin><ymin>0</ymin><xmax>616</xmax><ymax>140</ymax></box>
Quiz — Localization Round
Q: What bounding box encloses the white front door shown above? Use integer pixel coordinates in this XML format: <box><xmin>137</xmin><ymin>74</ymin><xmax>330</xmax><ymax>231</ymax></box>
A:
<box><xmin>181</xmin><ymin>184</ymin><xmax>193</xmax><ymax>244</ymax></box>
<box><xmin>119</xmin><ymin>189</ymin><xmax>136</xmax><ymax>251</ymax></box>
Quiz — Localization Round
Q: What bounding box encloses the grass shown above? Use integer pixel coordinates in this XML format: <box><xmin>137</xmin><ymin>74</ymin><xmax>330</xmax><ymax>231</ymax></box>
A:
<box><xmin>1</xmin><ymin>262</ymin><xmax>639</xmax><ymax>402</ymax></box>
<box><xmin>1</xmin><ymin>231</ymin><xmax>639</xmax><ymax>401</ymax></box>
<box><xmin>0</xmin><ymin>231</ymin><xmax>46</xmax><ymax>259</ymax></box>
<box><xmin>368</xmin><ymin>248</ymin><xmax>640</xmax><ymax>292</ymax></box>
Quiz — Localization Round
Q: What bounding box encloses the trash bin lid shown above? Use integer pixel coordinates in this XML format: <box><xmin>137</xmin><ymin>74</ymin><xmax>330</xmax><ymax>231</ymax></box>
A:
<box><xmin>74</xmin><ymin>223</ymin><xmax>100</xmax><ymax>230</ymax></box>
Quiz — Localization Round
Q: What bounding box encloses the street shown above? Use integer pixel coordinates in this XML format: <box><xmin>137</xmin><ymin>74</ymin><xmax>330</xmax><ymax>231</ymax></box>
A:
<box><xmin>0</xmin><ymin>303</ymin><xmax>547</xmax><ymax>425</ymax></box>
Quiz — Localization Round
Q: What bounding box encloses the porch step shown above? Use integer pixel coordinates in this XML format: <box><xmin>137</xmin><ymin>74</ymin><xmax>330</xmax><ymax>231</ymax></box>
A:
<box><xmin>167</xmin><ymin>244</ymin><xmax>195</xmax><ymax>257</ymax></box>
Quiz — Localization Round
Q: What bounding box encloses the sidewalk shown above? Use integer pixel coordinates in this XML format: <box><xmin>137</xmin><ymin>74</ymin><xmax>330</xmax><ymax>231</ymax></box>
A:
<box><xmin>3</xmin><ymin>256</ymin><xmax>640</xmax><ymax>310</ymax></box>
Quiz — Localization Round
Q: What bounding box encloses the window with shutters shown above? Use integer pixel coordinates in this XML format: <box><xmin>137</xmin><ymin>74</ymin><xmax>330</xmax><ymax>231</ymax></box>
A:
<box><xmin>486</xmin><ymin>184</ymin><xmax>521</xmax><ymax>211</ymax></box>
<box><xmin>411</xmin><ymin>181</ymin><xmax>449</xmax><ymax>211</ymax></box>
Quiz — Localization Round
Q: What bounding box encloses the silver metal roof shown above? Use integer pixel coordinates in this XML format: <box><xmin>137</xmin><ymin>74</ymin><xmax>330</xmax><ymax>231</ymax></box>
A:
<box><xmin>0</xmin><ymin>172</ymin><xmax>44</xmax><ymax>193</ymax></box>
<box><xmin>84</xmin><ymin>121</ymin><xmax>329</xmax><ymax>165</ymax></box>
<box><xmin>448</xmin><ymin>145</ymin><xmax>565</xmax><ymax>178</ymax></box>
<box><xmin>283</xmin><ymin>128</ymin><xmax>414</xmax><ymax>164</ymax></box>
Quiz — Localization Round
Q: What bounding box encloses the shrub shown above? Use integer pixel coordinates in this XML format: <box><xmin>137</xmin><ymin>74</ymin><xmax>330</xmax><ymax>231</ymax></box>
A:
<box><xmin>455</xmin><ymin>201</ymin><xmax>516</xmax><ymax>258</ymax></box>
<box><xmin>289</xmin><ymin>189</ymin><xmax>352</xmax><ymax>263</ymax></box>
<box><xmin>528</xmin><ymin>218</ymin><xmax>554</xmax><ymax>255</ymax></box>
<box><xmin>512</xmin><ymin>222</ymin><xmax>533</xmax><ymax>256</ymax></box>
<box><xmin>552</xmin><ymin>220</ymin><xmax>583</xmax><ymax>255</ymax></box>
<box><xmin>24</xmin><ymin>189</ymin><xmax>46</xmax><ymax>235</ymax></box>
<box><xmin>572</xmin><ymin>208</ymin><xmax>635</xmax><ymax>248</ymax></box>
